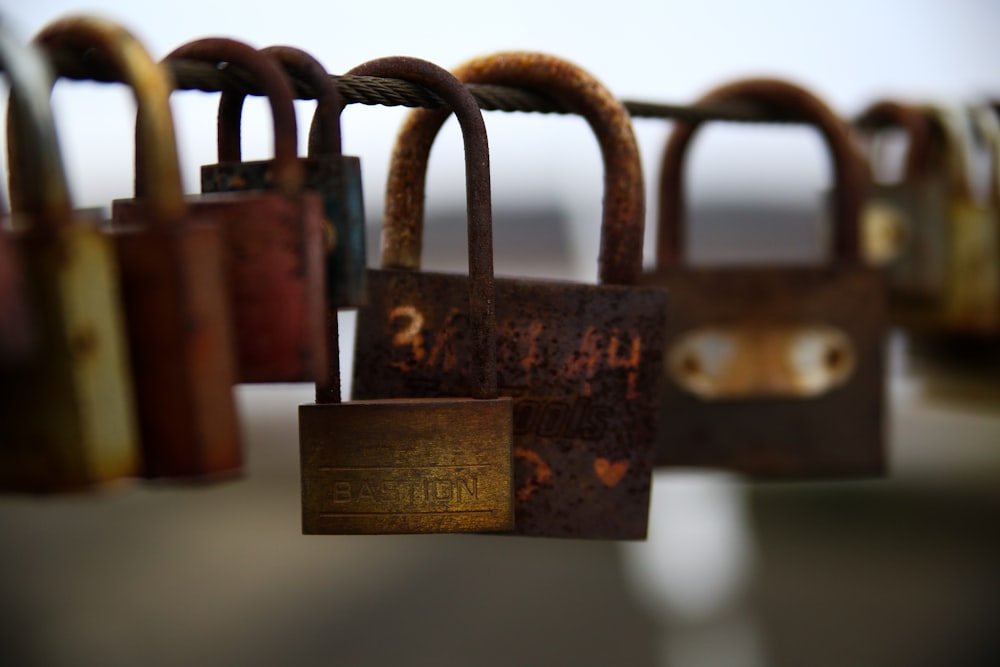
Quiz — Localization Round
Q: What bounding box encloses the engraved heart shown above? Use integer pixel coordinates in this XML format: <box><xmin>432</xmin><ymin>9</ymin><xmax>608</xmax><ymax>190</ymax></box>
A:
<box><xmin>593</xmin><ymin>457</ymin><xmax>629</xmax><ymax>487</ymax></box>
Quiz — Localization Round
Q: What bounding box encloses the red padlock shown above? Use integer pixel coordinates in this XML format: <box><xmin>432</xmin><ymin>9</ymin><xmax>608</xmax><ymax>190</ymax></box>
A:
<box><xmin>115</xmin><ymin>38</ymin><xmax>327</xmax><ymax>384</ymax></box>
<box><xmin>37</xmin><ymin>16</ymin><xmax>243</xmax><ymax>480</ymax></box>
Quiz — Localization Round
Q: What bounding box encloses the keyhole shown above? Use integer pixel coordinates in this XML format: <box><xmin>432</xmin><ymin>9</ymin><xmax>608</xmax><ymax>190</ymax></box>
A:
<box><xmin>681</xmin><ymin>353</ymin><xmax>701</xmax><ymax>377</ymax></box>
<box><xmin>824</xmin><ymin>343</ymin><xmax>845</xmax><ymax>372</ymax></box>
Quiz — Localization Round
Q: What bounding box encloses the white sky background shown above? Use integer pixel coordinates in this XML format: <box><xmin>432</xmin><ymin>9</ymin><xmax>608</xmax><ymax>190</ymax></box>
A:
<box><xmin>2</xmin><ymin>0</ymin><xmax>999</xmax><ymax>274</ymax></box>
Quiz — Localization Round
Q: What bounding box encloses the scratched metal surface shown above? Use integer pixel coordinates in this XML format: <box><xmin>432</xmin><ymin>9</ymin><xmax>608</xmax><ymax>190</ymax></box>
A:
<box><xmin>643</xmin><ymin>263</ymin><xmax>886</xmax><ymax>479</ymax></box>
<box><xmin>351</xmin><ymin>268</ymin><xmax>667</xmax><ymax>539</ymax></box>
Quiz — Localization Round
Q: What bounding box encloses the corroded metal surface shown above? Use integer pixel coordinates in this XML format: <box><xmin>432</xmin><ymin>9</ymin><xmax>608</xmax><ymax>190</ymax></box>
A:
<box><xmin>353</xmin><ymin>270</ymin><xmax>666</xmax><ymax>537</ymax></box>
<box><xmin>301</xmin><ymin>57</ymin><xmax>513</xmax><ymax>535</ymax></box>
<box><xmin>203</xmin><ymin>45</ymin><xmax>367</xmax><ymax>310</ymax></box>
<box><xmin>37</xmin><ymin>19</ymin><xmax>242</xmax><ymax>481</ymax></box>
<box><xmin>160</xmin><ymin>39</ymin><xmax>326</xmax><ymax>384</ymax></box>
<box><xmin>642</xmin><ymin>265</ymin><xmax>885</xmax><ymax>478</ymax></box>
<box><xmin>647</xmin><ymin>77</ymin><xmax>885</xmax><ymax>479</ymax></box>
<box><xmin>382</xmin><ymin>51</ymin><xmax>645</xmax><ymax>288</ymax></box>
<box><xmin>354</xmin><ymin>52</ymin><xmax>664</xmax><ymax>539</ymax></box>
<box><xmin>0</xmin><ymin>16</ymin><xmax>141</xmax><ymax>491</ymax></box>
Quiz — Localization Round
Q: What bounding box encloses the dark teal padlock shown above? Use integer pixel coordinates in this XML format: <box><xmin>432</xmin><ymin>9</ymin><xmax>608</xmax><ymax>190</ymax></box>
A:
<box><xmin>203</xmin><ymin>46</ymin><xmax>366</xmax><ymax>309</ymax></box>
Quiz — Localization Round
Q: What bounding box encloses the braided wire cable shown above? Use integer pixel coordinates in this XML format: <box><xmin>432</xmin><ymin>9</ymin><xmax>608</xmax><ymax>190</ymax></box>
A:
<box><xmin>40</xmin><ymin>48</ymin><xmax>808</xmax><ymax>123</ymax></box>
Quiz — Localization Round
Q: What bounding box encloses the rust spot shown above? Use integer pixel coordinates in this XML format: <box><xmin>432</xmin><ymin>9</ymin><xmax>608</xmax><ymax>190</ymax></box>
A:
<box><xmin>593</xmin><ymin>457</ymin><xmax>629</xmax><ymax>487</ymax></box>
<box><xmin>70</xmin><ymin>326</ymin><xmax>99</xmax><ymax>361</ymax></box>
<box><xmin>514</xmin><ymin>446</ymin><xmax>552</xmax><ymax>503</ymax></box>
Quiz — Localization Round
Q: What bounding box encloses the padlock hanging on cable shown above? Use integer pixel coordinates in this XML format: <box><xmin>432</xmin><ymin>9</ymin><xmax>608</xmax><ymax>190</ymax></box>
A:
<box><xmin>115</xmin><ymin>38</ymin><xmax>328</xmax><ymax>385</ymax></box>
<box><xmin>36</xmin><ymin>17</ymin><xmax>244</xmax><ymax>481</ymax></box>
<box><xmin>0</xmin><ymin>26</ymin><xmax>37</xmax><ymax>367</ymax></box>
<box><xmin>299</xmin><ymin>56</ymin><xmax>514</xmax><ymax>536</ymax></box>
<box><xmin>1</xmin><ymin>16</ymin><xmax>140</xmax><ymax>492</ymax></box>
<box><xmin>353</xmin><ymin>52</ymin><xmax>668</xmax><ymax>540</ymax></box>
<box><xmin>202</xmin><ymin>45</ymin><xmax>367</xmax><ymax>311</ymax></box>
<box><xmin>642</xmin><ymin>78</ymin><xmax>886</xmax><ymax>480</ymax></box>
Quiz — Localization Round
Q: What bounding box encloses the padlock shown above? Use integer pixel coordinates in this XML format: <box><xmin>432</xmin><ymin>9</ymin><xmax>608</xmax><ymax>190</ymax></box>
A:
<box><xmin>35</xmin><ymin>16</ymin><xmax>242</xmax><ymax>480</ymax></box>
<box><xmin>855</xmin><ymin>100</ymin><xmax>943</xmax><ymax>275</ymax></box>
<box><xmin>115</xmin><ymin>38</ymin><xmax>327</xmax><ymax>384</ymax></box>
<box><xmin>0</xmin><ymin>27</ymin><xmax>39</xmax><ymax>366</ymax></box>
<box><xmin>352</xmin><ymin>53</ymin><xmax>667</xmax><ymax>539</ymax></box>
<box><xmin>204</xmin><ymin>45</ymin><xmax>367</xmax><ymax>310</ymax></box>
<box><xmin>0</xmin><ymin>18</ymin><xmax>139</xmax><ymax>492</ymax></box>
<box><xmin>853</xmin><ymin>101</ymin><xmax>961</xmax><ymax>333</ymax></box>
<box><xmin>299</xmin><ymin>56</ymin><xmax>513</xmax><ymax>535</ymax></box>
<box><xmin>927</xmin><ymin>104</ymin><xmax>1000</xmax><ymax>336</ymax></box>
<box><xmin>643</xmin><ymin>78</ymin><xmax>885</xmax><ymax>479</ymax></box>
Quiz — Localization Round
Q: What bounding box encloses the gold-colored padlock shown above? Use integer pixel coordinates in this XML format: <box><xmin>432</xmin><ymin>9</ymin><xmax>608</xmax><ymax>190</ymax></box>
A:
<box><xmin>1</xmin><ymin>19</ymin><xmax>139</xmax><ymax>492</ymax></box>
<box><xmin>299</xmin><ymin>57</ymin><xmax>513</xmax><ymax>535</ymax></box>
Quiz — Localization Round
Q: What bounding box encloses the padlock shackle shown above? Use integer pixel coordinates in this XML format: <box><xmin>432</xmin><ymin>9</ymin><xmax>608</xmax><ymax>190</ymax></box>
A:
<box><xmin>920</xmin><ymin>104</ymin><xmax>979</xmax><ymax>200</ymax></box>
<box><xmin>1</xmin><ymin>24</ymin><xmax>72</xmax><ymax>232</ymax></box>
<box><xmin>854</xmin><ymin>100</ymin><xmax>934</xmax><ymax>183</ymax></box>
<box><xmin>968</xmin><ymin>104</ymin><xmax>1000</xmax><ymax>205</ymax></box>
<box><xmin>32</xmin><ymin>16</ymin><xmax>186</xmax><ymax>224</ymax></box>
<box><xmin>168</xmin><ymin>38</ymin><xmax>304</xmax><ymax>196</ymax></box>
<box><xmin>656</xmin><ymin>78</ymin><xmax>864</xmax><ymax>266</ymax></box>
<box><xmin>258</xmin><ymin>46</ymin><xmax>343</xmax><ymax>159</ymax></box>
<box><xmin>382</xmin><ymin>51</ymin><xmax>645</xmax><ymax>287</ymax></box>
<box><xmin>345</xmin><ymin>56</ymin><xmax>498</xmax><ymax>401</ymax></box>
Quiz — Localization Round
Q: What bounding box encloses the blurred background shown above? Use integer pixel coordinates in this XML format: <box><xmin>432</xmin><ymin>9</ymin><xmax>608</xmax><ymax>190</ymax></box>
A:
<box><xmin>2</xmin><ymin>1</ymin><xmax>1000</xmax><ymax>665</ymax></box>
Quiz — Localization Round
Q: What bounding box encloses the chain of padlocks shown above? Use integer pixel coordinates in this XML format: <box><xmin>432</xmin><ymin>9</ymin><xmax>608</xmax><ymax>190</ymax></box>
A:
<box><xmin>1</xmin><ymin>15</ymin><xmax>998</xmax><ymax>539</ymax></box>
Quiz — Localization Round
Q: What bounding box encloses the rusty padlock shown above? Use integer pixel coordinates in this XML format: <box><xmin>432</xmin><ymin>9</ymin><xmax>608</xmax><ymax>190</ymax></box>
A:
<box><xmin>352</xmin><ymin>53</ymin><xmax>667</xmax><ymax>539</ymax></box>
<box><xmin>37</xmin><ymin>16</ymin><xmax>242</xmax><ymax>480</ymax></box>
<box><xmin>0</xmin><ymin>17</ymin><xmax>140</xmax><ymax>491</ymax></box>
<box><xmin>854</xmin><ymin>101</ymin><xmax>956</xmax><ymax>330</ymax></box>
<box><xmin>925</xmin><ymin>104</ymin><xmax>1000</xmax><ymax>336</ymax></box>
<box><xmin>643</xmin><ymin>78</ymin><xmax>885</xmax><ymax>479</ymax></box>
<box><xmin>204</xmin><ymin>45</ymin><xmax>367</xmax><ymax>310</ymax></box>
<box><xmin>116</xmin><ymin>38</ymin><xmax>327</xmax><ymax>383</ymax></box>
<box><xmin>0</xmin><ymin>26</ymin><xmax>34</xmax><ymax>365</ymax></box>
<box><xmin>299</xmin><ymin>56</ymin><xmax>513</xmax><ymax>535</ymax></box>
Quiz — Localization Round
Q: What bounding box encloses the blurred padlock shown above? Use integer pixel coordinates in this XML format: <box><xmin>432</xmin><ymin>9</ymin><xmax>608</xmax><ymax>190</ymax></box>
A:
<box><xmin>204</xmin><ymin>45</ymin><xmax>367</xmax><ymax>309</ymax></box>
<box><xmin>642</xmin><ymin>78</ymin><xmax>885</xmax><ymax>479</ymax></box>
<box><xmin>38</xmin><ymin>16</ymin><xmax>243</xmax><ymax>480</ymax></box>
<box><xmin>116</xmin><ymin>38</ymin><xmax>327</xmax><ymax>384</ymax></box>
<box><xmin>0</xmin><ymin>26</ymin><xmax>34</xmax><ymax>365</ymax></box>
<box><xmin>934</xmin><ymin>104</ymin><xmax>1000</xmax><ymax>335</ymax></box>
<box><xmin>299</xmin><ymin>57</ymin><xmax>513</xmax><ymax>534</ymax></box>
<box><xmin>0</xmin><ymin>17</ymin><xmax>139</xmax><ymax>492</ymax></box>
<box><xmin>352</xmin><ymin>53</ymin><xmax>667</xmax><ymax>539</ymax></box>
<box><xmin>855</xmin><ymin>100</ymin><xmax>947</xmax><ymax>288</ymax></box>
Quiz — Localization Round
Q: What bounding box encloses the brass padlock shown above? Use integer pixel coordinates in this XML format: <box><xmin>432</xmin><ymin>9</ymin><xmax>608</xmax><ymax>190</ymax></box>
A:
<box><xmin>299</xmin><ymin>56</ymin><xmax>513</xmax><ymax>535</ymax></box>
<box><xmin>205</xmin><ymin>45</ymin><xmax>367</xmax><ymax>310</ymax></box>
<box><xmin>0</xmin><ymin>28</ymin><xmax>34</xmax><ymax>365</ymax></box>
<box><xmin>928</xmin><ymin>104</ymin><xmax>1000</xmax><ymax>336</ymax></box>
<box><xmin>1</xmin><ymin>18</ymin><xmax>140</xmax><ymax>492</ymax></box>
<box><xmin>643</xmin><ymin>78</ymin><xmax>886</xmax><ymax>479</ymax></box>
<box><xmin>352</xmin><ymin>53</ymin><xmax>667</xmax><ymax>539</ymax></box>
<box><xmin>37</xmin><ymin>17</ymin><xmax>243</xmax><ymax>480</ymax></box>
<box><xmin>114</xmin><ymin>38</ymin><xmax>326</xmax><ymax>384</ymax></box>
<box><xmin>854</xmin><ymin>101</ymin><xmax>963</xmax><ymax>334</ymax></box>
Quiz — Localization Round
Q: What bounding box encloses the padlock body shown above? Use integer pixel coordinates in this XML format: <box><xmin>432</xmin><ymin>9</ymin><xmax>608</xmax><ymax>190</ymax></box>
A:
<box><xmin>202</xmin><ymin>156</ymin><xmax>367</xmax><ymax>309</ymax></box>
<box><xmin>111</xmin><ymin>220</ymin><xmax>241</xmax><ymax>479</ymax></box>
<box><xmin>867</xmin><ymin>178</ymin><xmax>1000</xmax><ymax>337</ymax></box>
<box><xmin>115</xmin><ymin>184</ymin><xmax>327</xmax><ymax>384</ymax></box>
<box><xmin>642</xmin><ymin>264</ymin><xmax>885</xmax><ymax>479</ymax></box>
<box><xmin>0</xmin><ymin>218</ymin><xmax>139</xmax><ymax>491</ymax></box>
<box><xmin>352</xmin><ymin>269</ymin><xmax>667</xmax><ymax>539</ymax></box>
<box><xmin>300</xmin><ymin>396</ymin><xmax>514</xmax><ymax>534</ymax></box>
